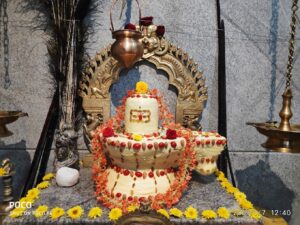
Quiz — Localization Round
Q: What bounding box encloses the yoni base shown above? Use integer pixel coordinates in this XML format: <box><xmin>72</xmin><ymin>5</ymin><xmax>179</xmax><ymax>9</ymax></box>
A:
<box><xmin>4</xmin><ymin>168</ymin><xmax>262</xmax><ymax>225</ymax></box>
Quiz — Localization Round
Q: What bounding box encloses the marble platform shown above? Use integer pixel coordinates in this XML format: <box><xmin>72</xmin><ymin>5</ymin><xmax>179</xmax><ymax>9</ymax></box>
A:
<box><xmin>4</xmin><ymin>168</ymin><xmax>262</xmax><ymax>225</ymax></box>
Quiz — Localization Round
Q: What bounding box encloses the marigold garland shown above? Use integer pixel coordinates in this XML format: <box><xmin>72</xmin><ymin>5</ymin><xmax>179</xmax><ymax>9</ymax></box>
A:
<box><xmin>127</xmin><ymin>205</ymin><xmax>138</xmax><ymax>212</ymax></box>
<box><xmin>42</xmin><ymin>173</ymin><xmax>55</xmax><ymax>181</ymax></box>
<box><xmin>88</xmin><ymin>207</ymin><xmax>102</xmax><ymax>219</ymax></box>
<box><xmin>50</xmin><ymin>207</ymin><xmax>65</xmax><ymax>220</ymax></box>
<box><xmin>169</xmin><ymin>208</ymin><xmax>183</xmax><ymax>218</ymax></box>
<box><xmin>19</xmin><ymin>196</ymin><xmax>35</xmax><ymax>205</ymax></box>
<box><xmin>88</xmin><ymin>207</ymin><xmax>103</xmax><ymax>219</ymax></box>
<box><xmin>202</xmin><ymin>209</ymin><xmax>217</xmax><ymax>219</ymax></box>
<box><xmin>36</xmin><ymin>181</ymin><xmax>50</xmax><ymax>189</ymax></box>
<box><xmin>217</xmin><ymin>207</ymin><xmax>230</xmax><ymax>219</ymax></box>
<box><xmin>109</xmin><ymin>208</ymin><xmax>122</xmax><ymax>221</ymax></box>
<box><xmin>26</xmin><ymin>188</ymin><xmax>40</xmax><ymax>200</ymax></box>
<box><xmin>184</xmin><ymin>206</ymin><xmax>198</xmax><ymax>219</ymax></box>
<box><xmin>9</xmin><ymin>207</ymin><xmax>26</xmax><ymax>218</ymax></box>
<box><xmin>34</xmin><ymin>205</ymin><xmax>48</xmax><ymax>218</ymax></box>
<box><xmin>91</xmin><ymin>87</ymin><xmax>196</xmax><ymax>211</ymax></box>
<box><xmin>249</xmin><ymin>209</ymin><xmax>262</xmax><ymax>220</ymax></box>
<box><xmin>67</xmin><ymin>206</ymin><xmax>84</xmax><ymax>219</ymax></box>
<box><xmin>215</xmin><ymin>170</ymin><xmax>258</xmax><ymax>219</ymax></box>
<box><xmin>157</xmin><ymin>209</ymin><xmax>170</xmax><ymax>218</ymax></box>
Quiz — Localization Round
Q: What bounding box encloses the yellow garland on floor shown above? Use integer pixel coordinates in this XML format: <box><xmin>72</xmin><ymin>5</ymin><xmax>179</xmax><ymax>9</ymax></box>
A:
<box><xmin>9</xmin><ymin>172</ymin><xmax>55</xmax><ymax>219</ymax></box>
<box><xmin>215</xmin><ymin>170</ymin><xmax>262</xmax><ymax>221</ymax></box>
<box><xmin>9</xmin><ymin>170</ymin><xmax>262</xmax><ymax>221</ymax></box>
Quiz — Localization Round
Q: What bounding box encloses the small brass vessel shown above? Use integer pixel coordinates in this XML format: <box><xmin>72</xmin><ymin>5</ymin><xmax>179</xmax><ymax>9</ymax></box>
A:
<box><xmin>110</xmin><ymin>0</ymin><xmax>144</xmax><ymax>68</ymax></box>
<box><xmin>111</xmin><ymin>30</ymin><xmax>144</xmax><ymax>68</ymax></box>
<box><xmin>0</xmin><ymin>111</ymin><xmax>28</xmax><ymax>137</ymax></box>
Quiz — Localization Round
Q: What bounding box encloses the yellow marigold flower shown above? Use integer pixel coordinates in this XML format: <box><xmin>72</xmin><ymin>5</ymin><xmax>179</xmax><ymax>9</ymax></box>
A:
<box><xmin>9</xmin><ymin>207</ymin><xmax>26</xmax><ymax>218</ymax></box>
<box><xmin>127</xmin><ymin>205</ymin><xmax>138</xmax><ymax>212</ymax></box>
<box><xmin>217</xmin><ymin>207</ymin><xmax>230</xmax><ymax>219</ymax></box>
<box><xmin>249</xmin><ymin>209</ymin><xmax>262</xmax><ymax>220</ymax></box>
<box><xmin>26</xmin><ymin>188</ymin><xmax>40</xmax><ymax>200</ymax></box>
<box><xmin>226</xmin><ymin>186</ymin><xmax>239</xmax><ymax>194</ymax></box>
<box><xmin>88</xmin><ymin>207</ymin><xmax>102</xmax><ymax>219</ymax></box>
<box><xmin>136</xmin><ymin>81</ymin><xmax>148</xmax><ymax>94</ymax></box>
<box><xmin>238</xmin><ymin>199</ymin><xmax>253</xmax><ymax>210</ymax></box>
<box><xmin>0</xmin><ymin>168</ymin><xmax>7</xmax><ymax>176</ymax></box>
<box><xmin>19</xmin><ymin>197</ymin><xmax>35</xmax><ymax>205</ymax></box>
<box><xmin>67</xmin><ymin>206</ymin><xmax>84</xmax><ymax>219</ymax></box>
<box><xmin>132</xmin><ymin>134</ymin><xmax>143</xmax><ymax>141</ymax></box>
<box><xmin>50</xmin><ymin>207</ymin><xmax>65</xmax><ymax>220</ymax></box>
<box><xmin>43</xmin><ymin>173</ymin><xmax>55</xmax><ymax>181</ymax></box>
<box><xmin>202</xmin><ymin>209</ymin><xmax>217</xmax><ymax>220</ymax></box>
<box><xmin>169</xmin><ymin>208</ymin><xmax>183</xmax><ymax>218</ymax></box>
<box><xmin>220</xmin><ymin>181</ymin><xmax>232</xmax><ymax>189</ymax></box>
<box><xmin>217</xmin><ymin>176</ymin><xmax>227</xmax><ymax>182</ymax></box>
<box><xmin>216</xmin><ymin>170</ymin><xmax>224</xmax><ymax>178</ymax></box>
<box><xmin>234</xmin><ymin>191</ymin><xmax>247</xmax><ymax>200</ymax></box>
<box><xmin>109</xmin><ymin>208</ymin><xmax>122</xmax><ymax>221</ymax></box>
<box><xmin>36</xmin><ymin>181</ymin><xmax>50</xmax><ymax>189</ymax></box>
<box><xmin>157</xmin><ymin>209</ymin><xmax>170</xmax><ymax>218</ymax></box>
<box><xmin>184</xmin><ymin>206</ymin><xmax>198</xmax><ymax>220</ymax></box>
<box><xmin>231</xmin><ymin>208</ymin><xmax>245</xmax><ymax>217</ymax></box>
<box><xmin>34</xmin><ymin>205</ymin><xmax>48</xmax><ymax>218</ymax></box>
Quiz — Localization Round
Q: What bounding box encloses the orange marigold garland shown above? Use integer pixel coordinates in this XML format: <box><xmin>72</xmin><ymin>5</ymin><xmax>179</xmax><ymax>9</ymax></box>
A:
<box><xmin>91</xmin><ymin>88</ymin><xmax>197</xmax><ymax>211</ymax></box>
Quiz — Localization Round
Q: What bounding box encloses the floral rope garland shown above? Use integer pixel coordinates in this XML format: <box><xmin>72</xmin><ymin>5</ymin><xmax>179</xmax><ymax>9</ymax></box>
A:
<box><xmin>9</xmin><ymin>171</ymin><xmax>262</xmax><ymax>221</ymax></box>
<box><xmin>91</xmin><ymin>86</ymin><xmax>196</xmax><ymax>211</ymax></box>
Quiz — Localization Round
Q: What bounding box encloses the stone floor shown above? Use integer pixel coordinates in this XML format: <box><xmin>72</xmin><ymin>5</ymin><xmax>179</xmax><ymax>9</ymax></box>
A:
<box><xmin>4</xmin><ymin>168</ymin><xmax>262</xmax><ymax>225</ymax></box>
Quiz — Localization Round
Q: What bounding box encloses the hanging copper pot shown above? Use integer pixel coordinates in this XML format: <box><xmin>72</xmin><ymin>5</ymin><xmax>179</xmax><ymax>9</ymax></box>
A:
<box><xmin>110</xmin><ymin>0</ymin><xmax>144</xmax><ymax>68</ymax></box>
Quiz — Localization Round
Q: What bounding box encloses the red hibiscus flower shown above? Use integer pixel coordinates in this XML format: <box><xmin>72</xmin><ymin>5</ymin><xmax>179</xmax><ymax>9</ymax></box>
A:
<box><xmin>166</xmin><ymin>129</ymin><xmax>177</xmax><ymax>139</ymax></box>
<box><xmin>156</xmin><ymin>25</ymin><xmax>165</xmax><ymax>37</ymax></box>
<box><xmin>102</xmin><ymin>127</ymin><xmax>114</xmax><ymax>137</ymax></box>
<box><xmin>140</xmin><ymin>16</ymin><xmax>153</xmax><ymax>26</ymax></box>
<box><xmin>124</xmin><ymin>23</ymin><xmax>136</xmax><ymax>30</ymax></box>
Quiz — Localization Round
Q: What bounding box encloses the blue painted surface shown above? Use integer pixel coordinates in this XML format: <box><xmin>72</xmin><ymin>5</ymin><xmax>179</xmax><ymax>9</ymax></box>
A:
<box><xmin>268</xmin><ymin>0</ymin><xmax>280</xmax><ymax>121</ymax></box>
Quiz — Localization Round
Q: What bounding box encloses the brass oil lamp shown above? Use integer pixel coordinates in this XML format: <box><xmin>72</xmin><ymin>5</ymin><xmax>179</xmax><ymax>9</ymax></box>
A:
<box><xmin>0</xmin><ymin>111</ymin><xmax>27</xmax><ymax>137</ymax></box>
<box><xmin>110</xmin><ymin>0</ymin><xmax>144</xmax><ymax>68</ymax></box>
<box><xmin>247</xmin><ymin>0</ymin><xmax>300</xmax><ymax>153</ymax></box>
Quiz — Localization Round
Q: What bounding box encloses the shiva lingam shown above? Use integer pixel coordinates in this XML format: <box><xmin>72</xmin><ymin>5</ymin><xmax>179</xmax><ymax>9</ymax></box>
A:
<box><xmin>247</xmin><ymin>0</ymin><xmax>300</xmax><ymax>153</ymax></box>
<box><xmin>0</xmin><ymin>111</ymin><xmax>28</xmax><ymax>137</ymax></box>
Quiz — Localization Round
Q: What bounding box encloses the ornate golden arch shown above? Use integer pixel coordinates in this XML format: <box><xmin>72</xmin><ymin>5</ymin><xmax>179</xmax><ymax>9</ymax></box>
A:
<box><xmin>78</xmin><ymin>36</ymin><xmax>208</xmax><ymax>140</ymax></box>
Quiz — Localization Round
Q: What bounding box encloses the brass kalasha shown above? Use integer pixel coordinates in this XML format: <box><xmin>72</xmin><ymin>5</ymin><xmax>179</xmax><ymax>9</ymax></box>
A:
<box><xmin>0</xmin><ymin>111</ymin><xmax>28</xmax><ymax>137</ymax></box>
<box><xmin>248</xmin><ymin>0</ymin><xmax>300</xmax><ymax>153</ymax></box>
<box><xmin>78</xmin><ymin>33</ymin><xmax>208</xmax><ymax>152</ymax></box>
<box><xmin>110</xmin><ymin>0</ymin><xmax>144</xmax><ymax>68</ymax></box>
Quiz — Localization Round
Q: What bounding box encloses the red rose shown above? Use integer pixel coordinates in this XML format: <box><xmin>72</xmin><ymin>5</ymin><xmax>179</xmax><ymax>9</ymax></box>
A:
<box><xmin>124</xmin><ymin>23</ymin><xmax>136</xmax><ymax>30</ymax></box>
<box><xmin>166</xmin><ymin>129</ymin><xmax>177</xmax><ymax>139</ymax></box>
<box><xmin>102</xmin><ymin>127</ymin><xmax>114</xmax><ymax>137</ymax></box>
<box><xmin>140</xmin><ymin>16</ymin><xmax>153</xmax><ymax>26</ymax></box>
<box><xmin>156</xmin><ymin>25</ymin><xmax>165</xmax><ymax>37</ymax></box>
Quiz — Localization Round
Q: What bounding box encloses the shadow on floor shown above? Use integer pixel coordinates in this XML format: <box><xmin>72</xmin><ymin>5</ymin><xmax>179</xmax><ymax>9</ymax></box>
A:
<box><xmin>236</xmin><ymin>160</ymin><xmax>294</xmax><ymax>222</ymax></box>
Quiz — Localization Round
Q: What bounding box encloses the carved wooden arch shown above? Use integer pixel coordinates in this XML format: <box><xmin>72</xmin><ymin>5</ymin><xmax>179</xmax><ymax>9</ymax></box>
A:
<box><xmin>78</xmin><ymin>37</ymin><xmax>208</xmax><ymax>138</ymax></box>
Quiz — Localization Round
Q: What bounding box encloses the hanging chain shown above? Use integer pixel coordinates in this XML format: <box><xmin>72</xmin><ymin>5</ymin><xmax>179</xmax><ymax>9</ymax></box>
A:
<box><xmin>285</xmin><ymin>0</ymin><xmax>298</xmax><ymax>90</ymax></box>
<box><xmin>3</xmin><ymin>0</ymin><xmax>10</xmax><ymax>89</ymax></box>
